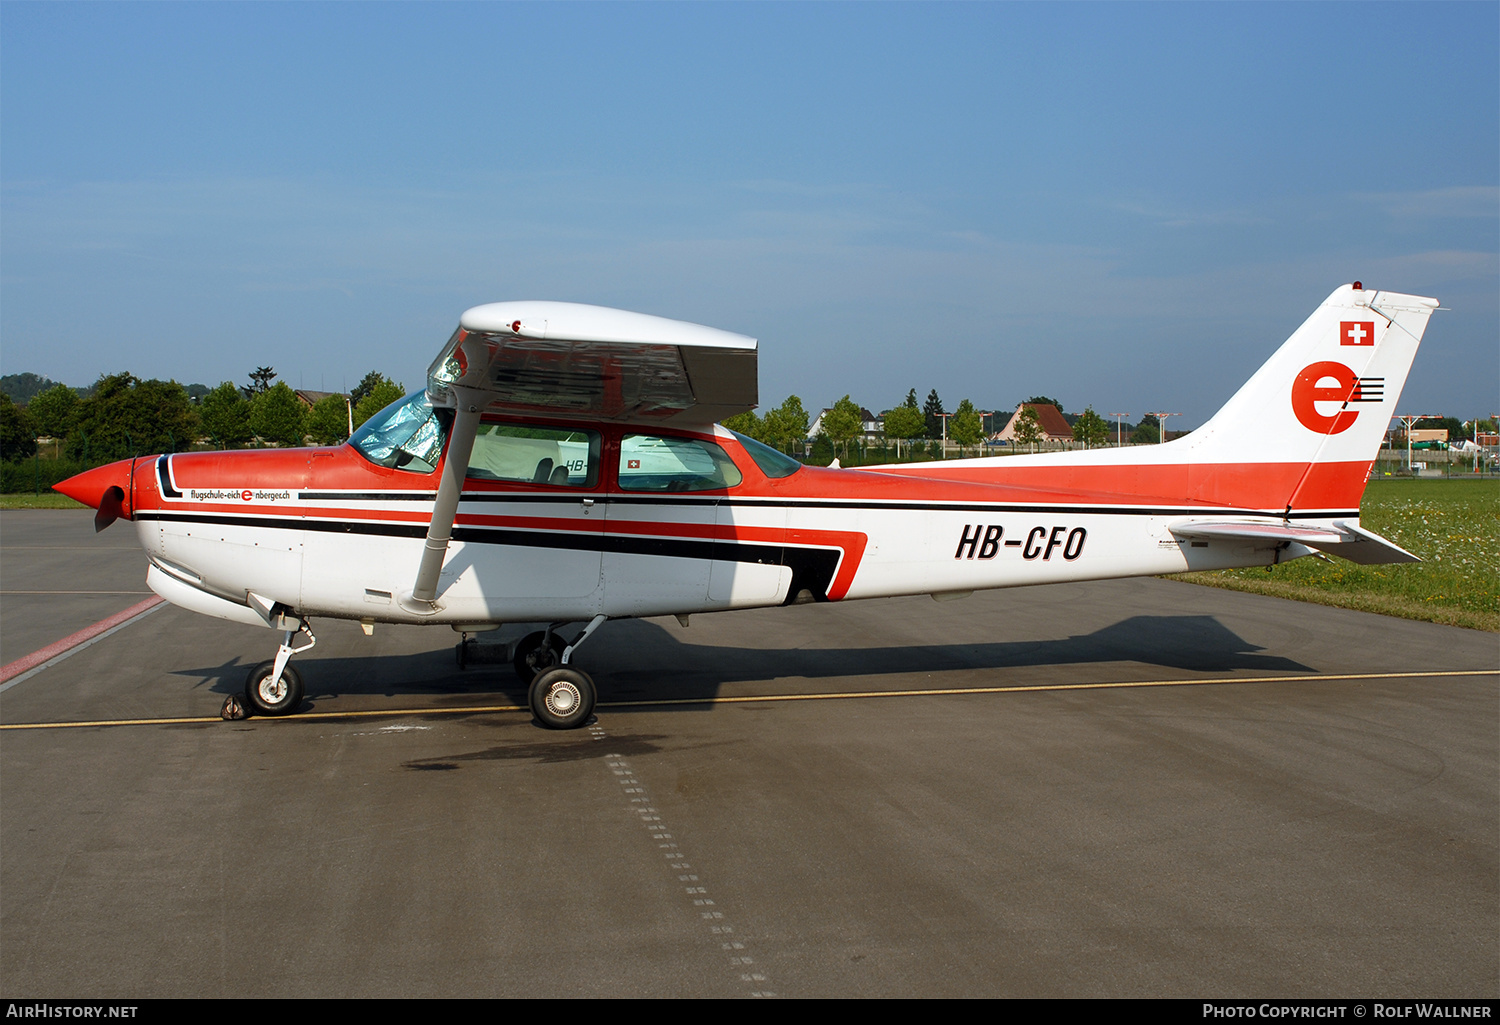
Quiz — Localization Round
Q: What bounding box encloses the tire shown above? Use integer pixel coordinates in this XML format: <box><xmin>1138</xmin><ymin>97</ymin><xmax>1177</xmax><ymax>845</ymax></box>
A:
<box><xmin>528</xmin><ymin>666</ymin><xmax>596</xmax><ymax>730</ymax></box>
<box><xmin>513</xmin><ymin>630</ymin><xmax>566</xmax><ymax>684</ymax></box>
<box><xmin>244</xmin><ymin>661</ymin><xmax>305</xmax><ymax>716</ymax></box>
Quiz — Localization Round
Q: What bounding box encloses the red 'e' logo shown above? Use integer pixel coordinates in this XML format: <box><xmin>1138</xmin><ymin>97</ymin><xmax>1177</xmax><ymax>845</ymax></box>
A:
<box><xmin>242</xmin><ymin>490</ymin><xmax>253</xmax><ymax>501</ymax></box>
<box><xmin>1291</xmin><ymin>362</ymin><xmax>1359</xmax><ymax>434</ymax></box>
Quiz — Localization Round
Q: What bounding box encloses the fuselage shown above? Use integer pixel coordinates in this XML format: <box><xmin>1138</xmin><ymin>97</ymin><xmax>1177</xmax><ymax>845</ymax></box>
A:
<box><xmin>64</xmin><ymin>411</ymin><xmax>1339</xmax><ymax>630</ymax></box>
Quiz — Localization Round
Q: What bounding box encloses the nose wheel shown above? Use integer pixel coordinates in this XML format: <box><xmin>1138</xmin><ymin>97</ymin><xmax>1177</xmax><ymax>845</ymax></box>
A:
<box><xmin>241</xmin><ymin>619</ymin><xmax>316</xmax><ymax>717</ymax></box>
<box><xmin>245</xmin><ymin>661</ymin><xmax>305</xmax><ymax>716</ymax></box>
<box><xmin>529</xmin><ymin>666</ymin><xmax>597</xmax><ymax>730</ymax></box>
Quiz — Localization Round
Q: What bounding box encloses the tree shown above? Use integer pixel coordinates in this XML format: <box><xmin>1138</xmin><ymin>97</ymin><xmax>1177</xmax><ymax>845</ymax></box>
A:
<box><xmin>242</xmin><ymin>367</ymin><xmax>277</xmax><ymax>400</ymax></box>
<box><xmin>26</xmin><ymin>383</ymin><xmax>79</xmax><ymax>439</ymax></box>
<box><xmin>198</xmin><ymin>382</ymin><xmax>253</xmax><ymax>448</ymax></box>
<box><xmin>350</xmin><ymin>371</ymin><xmax>395</xmax><ymax>408</ymax></box>
<box><xmin>0</xmin><ymin>394</ymin><xmax>36</xmax><ymax>460</ymax></box>
<box><xmin>721</xmin><ymin>410</ymin><xmax>765</xmax><ymax>441</ymax></box>
<box><xmin>1071</xmin><ymin>406</ymin><xmax>1109</xmax><ymax>448</ymax></box>
<box><xmin>808</xmin><ymin>433</ymin><xmax>834</xmax><ymax>466</ymax></box>
<box><xmin>819</xmin><ymin>395</ymin><xmax>863</xmax><ymax>459</ymax></box>
<box><xmin>1025</xmin><ymin>395</ymin><xmax>1064</xmax><ymax>416</ymax></box>
<box><xmin>950</xmin><ymin>399</ymin><xmax>984</xmax><ymax>453</ymax></box>
<box><xmin>882</xmin><ymin>405</ymin><xmax>926</xmax><ymax>458</ymax></box>
<box><xmin>1011</xmin><ymin>406</ymin><xmax>1041</xmax><ymax>451</ymax></box>
<box><xmin>66</xmin><ymin>374</ymin><xmax>199</xmax><ymax>460</ymax></box>
<box><xmin>0</xmin><ymin>373</ymin><xmax>64</xmax><ymax>404</ymax></box>
<box><xmin>1414</xmin><ymin>416</ymin><xmax>1464</xmax><ymax>439</ymax></box>
<box><xmin>1131</xmin><ymin>413</ymin><xmax>1159</xmax><ymax>445</ymax></box>
<box><xmin>923</xmin><ymin>389</ymin><xmax>946</xmax><ymax>439</ymax></box>
<box><xmin>353</xmin><ymin>379</ymin><xmax>405</xmax><ymax>428</ymax></box>
<box><xmin>1</xmin><ymin>375</ymin><xmax>64</xmax><ymax>408</ymax></box>
<box><xmin>762</xmin><ymin>395</ymin><xmax>810</xmax><ymax>455</ymax></box>
<box><xmin>305</xmin><ymin>393</ymin><xmax>353</xmax><ymax>446</ymax></box>
<box><xmin>249</xmin><ymin>382</ymin><xmax>307</xmax><ymax>446</ymax></box>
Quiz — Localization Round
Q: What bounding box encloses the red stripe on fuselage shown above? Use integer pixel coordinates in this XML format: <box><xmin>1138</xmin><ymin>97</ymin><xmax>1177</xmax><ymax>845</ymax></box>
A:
<box><xmin>138</xmin><ymin>443</ymin><xmax>1369</xmax><ymax>516</ymax></box>
<box><xmin>856</xmin><ymin>460</ymin><xmax>1372</xmax><ymax>512</ymax></box>
<box><xmin>131</xmin><ymin>443</ymin><xmax>1363</xmax><ymax>609</ymax></box>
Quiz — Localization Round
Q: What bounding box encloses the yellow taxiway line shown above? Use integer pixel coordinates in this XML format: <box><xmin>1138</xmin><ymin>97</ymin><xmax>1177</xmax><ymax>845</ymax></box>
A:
<box><xmin>0</xmin><ymin>668</ymin><xmax>1493</xmax><ymax>731</ymax></box>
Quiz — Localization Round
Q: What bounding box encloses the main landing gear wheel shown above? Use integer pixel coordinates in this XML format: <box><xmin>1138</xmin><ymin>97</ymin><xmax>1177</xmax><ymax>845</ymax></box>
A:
<box><xmin>529</xmin><ymin>666</ymin><xmax>596</xmax><ymax>730</ymax></box>
<box><xmin>513</xmin><ymin>630</ymin><xmax>566</xmax><ymax>685</ymax></box>
<box><xmin>244</xmin><ymin>661</ymin><xmax>305</xmax><ymax>717</ymax></box>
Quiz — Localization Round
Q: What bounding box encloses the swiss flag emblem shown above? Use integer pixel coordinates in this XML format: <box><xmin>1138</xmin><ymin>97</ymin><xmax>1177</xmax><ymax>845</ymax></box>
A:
<box><xmin>1340</xmin><ymin>321</ymin><xmax>1375</xmax><ymax>346</ymax></box>
<box><xmin>627</xmin><ymin>459</ymin><xmax>640</xmax><ymax>469</ymax></box>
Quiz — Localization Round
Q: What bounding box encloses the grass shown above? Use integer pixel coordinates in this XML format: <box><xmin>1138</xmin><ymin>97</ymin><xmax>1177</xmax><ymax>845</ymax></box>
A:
<box><xmin>0</xmin><ymin>492</ymin><xmax>87</xmax><ymax>509</ymax></box>
<box><xmin>1171</xmin><ymin>478</ymin><xmax>1500</xmax><ymax>632</ymax></box>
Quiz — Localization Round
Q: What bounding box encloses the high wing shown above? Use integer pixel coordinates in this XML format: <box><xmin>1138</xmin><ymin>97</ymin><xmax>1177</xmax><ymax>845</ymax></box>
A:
<box><xmin>425</xmin><ymin>301</ymin><xmax>758</xmax><ymax>426</ymax></box>
<box><xmin>410</xmin><ymin>302</ymin><xmax>758</xmax><ymax>611</ymax></box>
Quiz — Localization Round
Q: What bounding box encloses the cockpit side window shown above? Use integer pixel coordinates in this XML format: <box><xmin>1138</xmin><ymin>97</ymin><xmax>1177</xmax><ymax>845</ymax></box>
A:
<box><xmin>467</xmin><ymin>423</ymin><xmax>601</xmax><ymax>488</ymax></box>
<box><xmin>349</xmin><ymin>392</ymin><xmax>451</xmax><ymax>474</ymax></box>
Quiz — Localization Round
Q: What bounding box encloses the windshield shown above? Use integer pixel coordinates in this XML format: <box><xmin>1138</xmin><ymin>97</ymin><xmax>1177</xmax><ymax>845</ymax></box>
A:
<box><xmin>349</xmin><ymin>392</ymin><xmax>450</xmax><ymax>473</ymax></box>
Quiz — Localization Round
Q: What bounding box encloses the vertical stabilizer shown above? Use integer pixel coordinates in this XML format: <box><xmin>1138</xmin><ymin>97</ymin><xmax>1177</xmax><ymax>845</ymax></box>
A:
<box><xmin>1181</xmin><ymin>284</ymin><xmax>1437</xmax><ymax>512</ymax></box>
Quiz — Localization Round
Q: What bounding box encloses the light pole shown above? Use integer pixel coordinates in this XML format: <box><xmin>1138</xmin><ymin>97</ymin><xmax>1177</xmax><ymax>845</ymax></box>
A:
<box><xmin>1109</xmin><ymin>413</ymin><xmax>1129</xmax><ymax>447</ymax></box>
<box><xmin>1146</xmin><ymin>411</ymin><xmax>1181</xmax><ymax>445</ymax></box>
<box><xmin>1394</xmin><ymin>413</ymin><xmax>1441</xmax><ymax>473</ymax></box>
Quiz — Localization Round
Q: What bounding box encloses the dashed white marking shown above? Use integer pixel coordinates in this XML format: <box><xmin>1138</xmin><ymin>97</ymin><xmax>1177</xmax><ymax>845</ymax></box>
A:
<box><xmin>594</xmin><ymin>726</ymin><xmax>775</xmax><ymax>997</ymax></box>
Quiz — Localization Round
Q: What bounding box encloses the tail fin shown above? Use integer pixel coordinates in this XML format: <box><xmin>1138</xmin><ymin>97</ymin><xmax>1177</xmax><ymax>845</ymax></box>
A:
<box><xmin>1183</xmin><ymin>283</ymin><xmax>1437</xmax><ymax>512</ymax></box>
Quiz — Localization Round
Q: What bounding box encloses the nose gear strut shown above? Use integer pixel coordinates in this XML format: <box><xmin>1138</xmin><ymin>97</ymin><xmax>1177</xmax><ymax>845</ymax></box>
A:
<box><xmin>242</xmin><ymin>620</ymin><xmax>316</xmax><ymax>716</ymax></box>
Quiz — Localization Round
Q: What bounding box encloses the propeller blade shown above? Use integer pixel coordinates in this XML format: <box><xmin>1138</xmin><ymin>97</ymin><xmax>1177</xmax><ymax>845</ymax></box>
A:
<box><xmin>94</xmin><ymin>486</ymin><xmax>125</xmax><ymax>532</ymax></box>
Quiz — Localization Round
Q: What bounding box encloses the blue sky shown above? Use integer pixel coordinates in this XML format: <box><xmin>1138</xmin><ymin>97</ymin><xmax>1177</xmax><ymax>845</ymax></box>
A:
<box><xmin>3</xmin><ymin>2</ymin><xmax>1495</xmax><ymax>425</ymax></box>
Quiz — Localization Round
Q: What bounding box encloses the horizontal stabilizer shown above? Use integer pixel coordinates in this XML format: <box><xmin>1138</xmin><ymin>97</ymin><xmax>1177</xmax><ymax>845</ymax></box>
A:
<box><xmin>1169</xmin><ymin>519</ymin><xmax>1420</xmax><ymax>565</ymax></box>
<box><xmin>1329</xmin><ymin>523</ymin><xmax>1422</xmax><ymax>565</ymax></box>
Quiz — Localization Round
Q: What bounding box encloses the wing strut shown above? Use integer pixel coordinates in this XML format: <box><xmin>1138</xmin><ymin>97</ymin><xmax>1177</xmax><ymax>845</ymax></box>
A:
<box><xmin>404</xmin><ymin>387</ymin><xmax>486</xmax><ymax>612</ymax></box>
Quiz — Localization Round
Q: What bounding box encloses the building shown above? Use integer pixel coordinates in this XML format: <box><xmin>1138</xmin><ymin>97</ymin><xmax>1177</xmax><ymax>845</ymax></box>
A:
<box><xmin>992</xmin><ymin>403</ymin><xmax>1073</xmax><ymax>445</ymax></box>
<box><xmin>810</xmin><ymin>406</ymin><xmax>884</xmax><ymax>442</ymax></box>
<box><xmin>293</xmin><ymin>389</ymin><xmax>348</xmax><ymax>409</ymax></box>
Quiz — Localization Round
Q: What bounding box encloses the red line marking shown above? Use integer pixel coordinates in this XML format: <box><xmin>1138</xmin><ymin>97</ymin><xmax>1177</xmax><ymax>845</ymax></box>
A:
<box><xmin>0</xmin><ymin>595</ymin><xmax>165</xmax><ymax>684</ymax></box>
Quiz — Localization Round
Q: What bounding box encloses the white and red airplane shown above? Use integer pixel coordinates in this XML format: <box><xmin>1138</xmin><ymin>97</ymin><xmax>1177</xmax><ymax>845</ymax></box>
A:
<box><xmin>57</xmin><ymin>283</ymin><xmax>1436</xmax><ymax>727</ymax></box>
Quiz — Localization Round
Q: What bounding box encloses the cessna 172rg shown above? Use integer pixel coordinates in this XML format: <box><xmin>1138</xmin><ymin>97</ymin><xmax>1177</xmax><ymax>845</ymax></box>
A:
<box><xmin>56</xmin><ymin>283</ymin><xmax>1435</xmax><ymax>728</ymax></box>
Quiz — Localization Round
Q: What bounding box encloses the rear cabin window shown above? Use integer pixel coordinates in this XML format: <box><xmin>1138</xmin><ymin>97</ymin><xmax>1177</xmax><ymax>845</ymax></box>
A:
<box><xmin>617</xmin><ymin>434</ymin><xmax>743</xmax><ymax>492</ymax></box>
<box><xmin>730</xmin><ymin>430</ymin><xmax>803</xmax><ymax>479</ymax></box>
<box><xmin>467</xmin><ymin>424</ymin><xmax>601</xmax><ymax>488</ymax></box>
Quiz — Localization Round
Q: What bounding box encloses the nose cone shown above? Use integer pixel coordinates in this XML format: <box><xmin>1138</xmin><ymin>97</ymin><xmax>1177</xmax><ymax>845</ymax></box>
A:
<box><xmin>55</xmin><ymin>458</ymin><xmax>133</xmax><ymax>510</ymax></box>
<box><xmin>56</xmin><ymin>459</ymin><xmax>136</xmax><ymax>530</ymax></box>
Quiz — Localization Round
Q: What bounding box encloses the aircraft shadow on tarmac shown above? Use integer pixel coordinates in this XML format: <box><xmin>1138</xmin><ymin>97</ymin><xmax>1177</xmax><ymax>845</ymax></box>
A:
<box><xmin>172</xmin><ymin>614</ymin><xmax>1314</xmax><ymax>708</ymax></box>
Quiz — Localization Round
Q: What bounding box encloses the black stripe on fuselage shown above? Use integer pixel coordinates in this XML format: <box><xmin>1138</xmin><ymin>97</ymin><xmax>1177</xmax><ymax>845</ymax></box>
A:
<box><xmin>299</xmin><ymin>491</ymin><xmax>438</xmax><ymax>502</ymax></box>
<box><xmin>133</xmin><ymin>511</ymin><xmax>844</xmax><ymax>603</ymax></box>
<box><xmin>169</xmin><ymin>481</ymin><xmax>1359</xmax><ymax>519</ymax></box>
<box><xmin>288</xmin><ymin>488</ymin><xmax>1360</xmax><ymax>519</ymax></box>
<box><xmin>156</xmin><ymin>456</ymin><xmax>182</xmax><ymax>499</ymax></box>
<box><xmin>606</xmin><ymin>495</ymin><xmax>1360</xmax><ymax>518</ymax></box>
